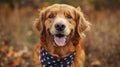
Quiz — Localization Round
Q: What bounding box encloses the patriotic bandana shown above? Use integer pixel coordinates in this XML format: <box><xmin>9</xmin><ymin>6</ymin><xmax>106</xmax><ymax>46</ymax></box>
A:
<box><xmin>39</xmin><ymin>47</ymin><xmax>76</xmax><ymax>67</ymax></box>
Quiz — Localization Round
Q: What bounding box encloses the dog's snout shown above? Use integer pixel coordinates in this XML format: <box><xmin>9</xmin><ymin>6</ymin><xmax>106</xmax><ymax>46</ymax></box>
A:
<box><xmin>55</xmin><ymin>23</ymin><xmax>66</xmax><ymax>31</ymax></box>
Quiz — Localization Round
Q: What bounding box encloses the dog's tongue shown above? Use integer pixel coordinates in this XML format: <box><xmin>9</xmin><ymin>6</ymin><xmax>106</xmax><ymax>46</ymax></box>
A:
<box><xmin>54</xmin><ymin>36</ymin><xmax>66</xmax><ymax>46</ymax></box>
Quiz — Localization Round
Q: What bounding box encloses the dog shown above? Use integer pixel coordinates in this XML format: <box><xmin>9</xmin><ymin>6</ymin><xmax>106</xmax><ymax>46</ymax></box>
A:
<box><xmin>33</xmin><ymin>4</ymin><xmax>90</xmax><ymax>67</ymax></box>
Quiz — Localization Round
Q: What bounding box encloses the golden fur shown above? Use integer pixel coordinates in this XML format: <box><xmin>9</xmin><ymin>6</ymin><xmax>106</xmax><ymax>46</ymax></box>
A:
<box><xmin>33</xmin><ymin>4</ymin><xmax>90</xmax><ymax>67</ymax></box>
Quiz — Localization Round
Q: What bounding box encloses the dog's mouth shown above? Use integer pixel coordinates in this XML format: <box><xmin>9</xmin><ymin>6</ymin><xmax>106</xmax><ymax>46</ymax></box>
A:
<box><xmin>48</xmin><ymin>30</ymin><xmax>72</xmax><ymax>47</ymax></box>
<box><xmin>54</xmin><ymin>34</ymin><xmax>67</xmax><ymax>46</ymax></box>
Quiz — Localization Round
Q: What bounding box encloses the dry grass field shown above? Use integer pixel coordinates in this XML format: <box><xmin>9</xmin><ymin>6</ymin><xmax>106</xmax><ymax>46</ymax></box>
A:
<box><xmin>0</xmin><ymin>3</ymin><xmax>120</xmax><ymax>67</ymax></box>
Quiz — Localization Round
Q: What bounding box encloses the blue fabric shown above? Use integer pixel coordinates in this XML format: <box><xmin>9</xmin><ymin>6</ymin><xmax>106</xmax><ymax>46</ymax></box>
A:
<box><xmin>40</xmin><ymin>47</ymin><xmax>76</xmax><ymax>67</ymax></box>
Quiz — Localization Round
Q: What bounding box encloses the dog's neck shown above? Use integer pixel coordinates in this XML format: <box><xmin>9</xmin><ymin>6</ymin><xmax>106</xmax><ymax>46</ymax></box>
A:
<box><xmin>40</xmin><ymin>47</ymin><xmax>76</xmax><ymax>67</ymax></box>
<box><xmin>40</xmin><ymin>37</ymin><xmax>76</xmax><ymax>58</ymax></box>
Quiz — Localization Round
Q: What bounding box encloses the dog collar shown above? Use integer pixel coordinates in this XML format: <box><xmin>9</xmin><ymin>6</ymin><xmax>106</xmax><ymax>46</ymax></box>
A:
<box><xmin>39</xmin><ymin>47</ymin><xmax>76</xmax><ymax>67</ymax></box>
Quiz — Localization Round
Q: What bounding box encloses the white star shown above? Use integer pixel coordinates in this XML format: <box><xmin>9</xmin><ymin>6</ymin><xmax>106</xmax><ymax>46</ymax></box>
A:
<box><xmin>44</xmin><ymin>58</ymin><xmax>46</xmax><ymax>61</ymax></box>
<box><xmin>67</xmin><ymin>62</ymin><xmax>70</xmax><ymax>64</ymax></box>
<box><xmin>43</xmin><ymin>53</ymin><xmax>45</xmax><ymax>56</ymax></box>
<box><xmin>67</xmin><ymin>65</ymin><xmax>70</xmax><ymax>67</ymax></box>
<box><xmin>41</xmin><ymin>48</ymin><xmax>44</xmax><ymax>51</ymax></box>
<box><xmin>53</xmin><ymin>60</ymin><xmax>55</xmax><ymax>63</ymax></box>
<box><xmin>71</xmin><ymin>57</ymin><xmax>73</xmax><ymax>60</ymax></box>
<box><xmin>48</xmin><ymin>62</ymin><xmax>51</xmax><ymax>64</ymax></box>
<box><xmin>74</xmin><ymin>53</ymin><xmax>76</xmax><ymax>55</ymax></box>
<box><xmin>57</xmin><ymin>59</ymin><xmax>60</xmax><ymax>61</ymax></box>
<box><xmin>45</xmin><ymin>52</ymin><xmax>47</xmax><ymax>54</ymax></box>
<box><xmin>41</xmin><ymin>60</ymin><xmax>43</xmax><ymax>62</ymax></box>
<box><xmin>50</xmin><ymin>66</ymin><xmax>53</xmax><ymax>67</ymax></box>
<box><xmin>64</xmin><ymin>58</ymin><xmax>67</xmax><ymax>60</ymax></box>
<box><xmin>61</xmin><ymin>64</ymin><xmax>63</xmax><ymax>67</ymax></box>
<box><xmin>70</xmin><ymin>55</ymin><xmax>72</xmax><ymax>58</ymax></box>
<box><xmin>42</xmin><ymin>65</ymin><xmax>45</xmax><ymax>67</ymax></box>
<box><xmin>47</xmin><ymin>57</ymin><xmax>49</xmax><ymax>59</ymax></box>
<box><xmin>51</xmin><ymin>56</ymin><xmax>53</xmax><ymax>58</ymax></box>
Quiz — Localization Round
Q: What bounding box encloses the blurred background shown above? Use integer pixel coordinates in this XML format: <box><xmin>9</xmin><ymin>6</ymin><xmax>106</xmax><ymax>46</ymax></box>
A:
<box><xmin>0</xmin><ymin>0</ymin><xmax>120</xmax><ymax>67</ymax></box>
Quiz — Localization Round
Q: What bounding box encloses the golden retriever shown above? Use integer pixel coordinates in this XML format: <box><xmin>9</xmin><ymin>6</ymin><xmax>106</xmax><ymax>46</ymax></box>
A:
<box><xmin>33</xmin><ymin>4</ymin><xmax>90</xmax><ymax>67</ymax></box>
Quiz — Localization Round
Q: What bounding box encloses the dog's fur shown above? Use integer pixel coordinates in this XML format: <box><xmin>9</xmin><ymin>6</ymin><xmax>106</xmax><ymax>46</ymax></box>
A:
<box><xmin>33</xmin><ymin>4</ymin><xmax>90</xmax><ymax>67</ymax></box>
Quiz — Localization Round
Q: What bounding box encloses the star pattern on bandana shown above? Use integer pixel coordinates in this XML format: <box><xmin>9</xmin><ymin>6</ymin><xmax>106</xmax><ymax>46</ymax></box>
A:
<box><xmin>39</xmin><ymin>48</ymin><xmax>76</xmax><ymax>67</ymax></box>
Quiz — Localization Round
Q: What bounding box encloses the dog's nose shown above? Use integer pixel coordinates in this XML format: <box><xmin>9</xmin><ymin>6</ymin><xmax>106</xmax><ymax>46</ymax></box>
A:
<box><xmin>55</xmin><ymin>23</ymin><xmax>66</xmax><ymax>31</ymax></box>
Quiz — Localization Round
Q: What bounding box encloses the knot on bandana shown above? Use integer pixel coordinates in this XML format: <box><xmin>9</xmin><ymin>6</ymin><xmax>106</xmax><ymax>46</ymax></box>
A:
<box><xmin>39</xmin><ymin>47</ymin><xmax>76</xmax><ymax>67</ymax></box>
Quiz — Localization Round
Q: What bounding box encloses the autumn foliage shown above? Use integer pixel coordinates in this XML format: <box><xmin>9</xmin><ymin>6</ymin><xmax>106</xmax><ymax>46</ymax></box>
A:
<box><xmin>0</xmin><ymin>0</ymin><xmax>120</xmax><ymax>67</ymax></box>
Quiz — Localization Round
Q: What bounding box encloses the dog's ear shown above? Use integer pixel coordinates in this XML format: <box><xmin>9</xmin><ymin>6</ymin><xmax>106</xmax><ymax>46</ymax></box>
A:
<box><xmin>75</xmin><ymin>7</ymin><xmax>90</xmax><ymax>39</ymax></box>
<box><xmin>33</xmin><ymin>9</ymin><xmax>45</xmax><ymax>36</ymax></box>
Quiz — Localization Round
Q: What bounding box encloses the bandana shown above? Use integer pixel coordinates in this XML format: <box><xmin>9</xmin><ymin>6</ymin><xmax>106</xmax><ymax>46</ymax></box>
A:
<box><xmin>39</xmin><ymin>47</ymin><xmax>76</xmax><ymax>67</ymax></box>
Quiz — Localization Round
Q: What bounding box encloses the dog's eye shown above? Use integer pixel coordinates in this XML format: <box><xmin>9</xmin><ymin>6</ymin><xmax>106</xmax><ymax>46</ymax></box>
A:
<box><xmin>48</xmin><ymin>14</ymin><xmax>55</xmax><ymax>18</ymax></box>
<box><xmin>66</xmin><ymin>15</ymin><xmax>72</xmax><ymax>19</ymax></box>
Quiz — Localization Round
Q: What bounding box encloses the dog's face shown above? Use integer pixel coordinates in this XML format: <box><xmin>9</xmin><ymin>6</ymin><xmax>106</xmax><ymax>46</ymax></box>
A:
<box><xmin>34</xmin><ymin>4</ymin><xmax>90</xmax><ymax>47</ymax></box>
<box><xmin>45</xmin><ymin>5</ymin><xmax>76</xmax><ymax>46</ymax></box>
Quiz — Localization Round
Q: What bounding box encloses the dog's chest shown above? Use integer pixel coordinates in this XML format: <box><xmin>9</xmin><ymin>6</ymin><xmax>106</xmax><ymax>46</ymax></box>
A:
<box><xmin>39</xmin><ymin>48</ymin><xmax>76</xmax><ymax>67</ymax></box>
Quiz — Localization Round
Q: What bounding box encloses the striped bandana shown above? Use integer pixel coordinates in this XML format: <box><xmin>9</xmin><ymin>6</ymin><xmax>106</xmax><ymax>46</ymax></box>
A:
<box><xmin>39</xmin><ymin>47</ymin><xmax>76</xmax><ymax>67</ymax></box>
